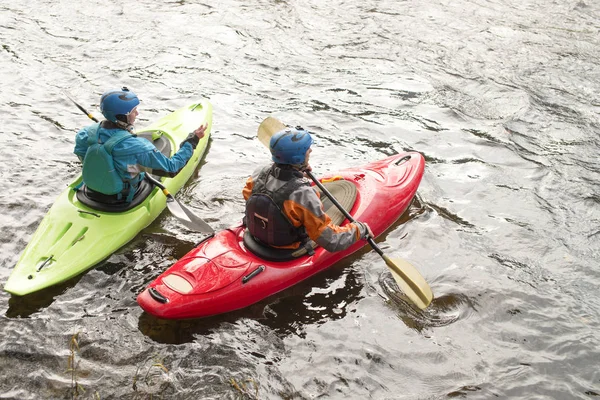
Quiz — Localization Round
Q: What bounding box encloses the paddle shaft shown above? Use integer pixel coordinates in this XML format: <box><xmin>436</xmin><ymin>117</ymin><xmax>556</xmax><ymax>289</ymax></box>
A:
<box><xmin>74</xmin><ymin>102</ymin><xmax>99</xmax><ymax>122</ymax></box>
<box><xmin>145</xmin><ymin>173</ymin><xmax>172</xmax><ymax>198</ymax></box>
<box><xmin>305</xmin><ymin>170</ymin><xmax>381</xmax><ymax>251</ymax></box>
<box><xmin>65</xmin><ymin>91</ymin><xmax>99</xmax><ymax>122</ymax></box>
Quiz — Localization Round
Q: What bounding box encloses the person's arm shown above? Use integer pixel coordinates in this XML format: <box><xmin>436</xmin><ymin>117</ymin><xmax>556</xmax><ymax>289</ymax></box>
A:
<box><xmin>242</xmin><ymin>176</ymin><xmax>254</xmax><ymax>201</ymax></box>
<box><xmin>179</xmin><ymin>123</ymin><xmax>207</xmax><ymax>150</ymax></box>
<box><xmin>135</xmin><ymin>123</ymin><xmax>207</xmax><ymax>174</ymax></box>
<box><xmin>73</xmin><ymin>127</ymin><xmax>90</xmax><ymax>162</ymax></box>
<box><xmin>283</xmin><ymin>186</ymin><xmax>369</xmax><ymax>252</ymax></box>
<box><xmin>135</xmin><ymin>143</ymin><xmax>193</xmax><ymax>174</ymax></box>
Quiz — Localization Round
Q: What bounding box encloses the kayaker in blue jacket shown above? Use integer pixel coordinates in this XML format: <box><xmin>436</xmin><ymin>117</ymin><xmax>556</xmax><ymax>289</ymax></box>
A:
<box><xmin>243</xmin><ymin>127</ymin><xmax>373</xmax><ymax>253</ymax></box>
<box><xmin>74</xmin><ymin>87</ymin><xmax>206</xmax><ymax>203</ymax></box>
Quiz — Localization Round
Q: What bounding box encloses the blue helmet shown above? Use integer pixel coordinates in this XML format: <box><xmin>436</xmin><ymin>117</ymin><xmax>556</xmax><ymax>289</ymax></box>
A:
<box><xmin>270</xmin><ymin>127</ymin><xmax>313</xmax><ymax>165</ymax></box>
<box><xmin>99</xmin><ymin>87</ymin><xmax>140</xmax><ymax>123</ymax></box>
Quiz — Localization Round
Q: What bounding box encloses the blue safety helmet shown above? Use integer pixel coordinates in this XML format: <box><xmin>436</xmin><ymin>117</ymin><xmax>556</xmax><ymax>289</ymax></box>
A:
<box><xmin>99</xmin><ymin>87</ymin><xmax>140</xmax><ymax>123</ymax></box>
<box><xmin>270</xmin><ymin>127</ymin><xmax>314</xmax><ymax>165</ymax></box>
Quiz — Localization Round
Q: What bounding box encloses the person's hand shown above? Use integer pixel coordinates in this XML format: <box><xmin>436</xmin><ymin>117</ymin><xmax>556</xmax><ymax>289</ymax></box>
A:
<box><xmin>181</xmin><ymin>123</ymin><xmax>206</xmax><ymax>150</ymax></box>
<box><xmin>358</xmin><ymin>222</ymin><xmax>373</xmax><ymax>239</ymax></box>
<box><xmin>364</xmin><ymin>222</ymin><xmax>374</xmax><ymax>237</ymax></box>
<box><xmin>302</xmin><ymin>163</ymin><xmax>313</xmax><ymax>176</ymax></box>
<box><xmin>193</xmin><ymin>123</ymin><xmax>207</xmax><ymax>139</ymax></box>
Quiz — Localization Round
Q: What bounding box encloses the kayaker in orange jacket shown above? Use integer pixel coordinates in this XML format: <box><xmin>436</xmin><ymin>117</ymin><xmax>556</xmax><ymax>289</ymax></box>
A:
<box><xmin>243</xmin><ymin>126</ymin><xmax>372</xmax><ymax>252</ymax></box>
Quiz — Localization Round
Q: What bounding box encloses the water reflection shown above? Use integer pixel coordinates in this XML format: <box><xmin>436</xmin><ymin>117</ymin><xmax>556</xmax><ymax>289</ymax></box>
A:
<box><xmin>5</xmin><ymin>276</ymin><xmax>82</xmax><ymax>318</ymax></box>
<box><xmin>379</xmin><ymin>271</ymin><xmax>477</xmax><ymax>332</ymax></box>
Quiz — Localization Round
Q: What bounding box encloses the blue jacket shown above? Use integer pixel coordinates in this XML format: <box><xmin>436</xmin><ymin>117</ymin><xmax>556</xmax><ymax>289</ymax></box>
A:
<box><xmin>74</xmin><ymin>123</ymin><xmax>194</xmax><ymax>193</ymax></box>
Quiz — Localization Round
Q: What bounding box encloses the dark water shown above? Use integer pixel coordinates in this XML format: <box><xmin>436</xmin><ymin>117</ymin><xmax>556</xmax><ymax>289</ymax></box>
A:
<box><xmin>1</xmin><ymin>0</ymin><xmax>599</xmax><ymax>398</ymax></box>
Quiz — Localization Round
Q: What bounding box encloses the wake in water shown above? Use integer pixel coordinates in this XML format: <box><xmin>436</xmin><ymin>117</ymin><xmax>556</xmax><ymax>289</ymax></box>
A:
<box><xmin>378</xmin><ymin>271</ymin><xmax>476</xmax><ymax>332</ymax></box>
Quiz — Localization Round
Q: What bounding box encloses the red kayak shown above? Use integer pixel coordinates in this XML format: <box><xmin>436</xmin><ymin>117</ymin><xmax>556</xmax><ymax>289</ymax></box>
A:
<box><xmin>137</xmin><ymin>152</ymin><xmax>425</xmax><ymax>319</ymax></box>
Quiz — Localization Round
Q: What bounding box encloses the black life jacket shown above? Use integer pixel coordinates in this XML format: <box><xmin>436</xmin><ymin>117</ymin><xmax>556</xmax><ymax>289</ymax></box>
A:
<box><xmin>245</xmin><ymin>165</ymin><xmax>309</xmax><ymax>247</ymax></box>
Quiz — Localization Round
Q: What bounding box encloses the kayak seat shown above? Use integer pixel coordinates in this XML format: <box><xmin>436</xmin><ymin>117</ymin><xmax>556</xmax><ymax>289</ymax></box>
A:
<box><xmin>75</xmin><ymin>133</ymin><xmax>173</xmax><ymax>212</ymax></box>
<box><xmin>242</xmin><ymin>180</ymin><xmax>358</xmax><ymax>262</ymax></box>
<box><xmin>242</xmin><ymin>230</ymin><xmax>317</xmax><ymax>262</ymax></box>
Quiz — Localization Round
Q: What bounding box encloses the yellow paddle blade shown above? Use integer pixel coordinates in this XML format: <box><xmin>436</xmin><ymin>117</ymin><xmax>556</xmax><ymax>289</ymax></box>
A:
<box><xmin>257</xmin><ymin>117</ymin><xmax>286</xmax><ymax>147</ymax></box>
<box><xmin>383</xmin><ymin>255</ymin><xmax>433</xmax><ymax>310</ymax></box>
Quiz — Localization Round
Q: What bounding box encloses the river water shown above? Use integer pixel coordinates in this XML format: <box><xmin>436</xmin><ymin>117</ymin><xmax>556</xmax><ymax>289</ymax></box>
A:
<box><xmin>1</xmin><ymin>0</ymin><xmax>599</xmax><ymax>398</ymax></box>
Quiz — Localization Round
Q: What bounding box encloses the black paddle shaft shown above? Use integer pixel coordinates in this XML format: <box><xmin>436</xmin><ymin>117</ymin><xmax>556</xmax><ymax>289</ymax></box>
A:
<box><xmin>146</xmin><ymin>173</ymin><xmax>176</xmax><ymax>202</ymax></box>
<box><xmin>145</xmin><ymin>173</ymin><xmax>176</xmax><ymax>202</ymax></box>
<box><xmin>65</xmin><ymin>91</ymin><xmax>99</xmax><ymax>122</ymax></box>
<box><xmin>145</xmin><ymin>173</ymin><xmax>166</xmax><ymax>191</ymax></box>
<box><xmin>304</xmin><ymin>170</ymin><xmax>382</xmax><ymax>254</ymax></box>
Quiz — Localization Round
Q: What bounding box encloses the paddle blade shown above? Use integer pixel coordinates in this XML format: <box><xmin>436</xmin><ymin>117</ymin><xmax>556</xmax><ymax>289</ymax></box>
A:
<box><xmin>383</xmin><ymin>255</ymin><xmax>433</xmax><ymax>310</ymax></box>
<box><xmin>179</xmin><ymin>201</ymin><xmax>215</xmax><ymax>234</ymax></box>
<box><xmin>257</xmin><ymin>117</ymin><xmax>286</xmax><ymax>148</ymax></box>
<box><xmin>165</xmin><ymin>197</ymin><xmax>192</xmax><ymax>222</ymax></box>
<box><xmin>166</xmin><ymin>197</ymin><xmax>214</xmax><ymax>234</ymax></box>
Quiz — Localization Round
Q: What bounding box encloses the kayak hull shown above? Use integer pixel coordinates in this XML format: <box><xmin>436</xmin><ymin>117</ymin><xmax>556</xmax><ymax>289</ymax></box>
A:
<box><xmin>137</xmin><ymin>152</ymin><xmax>425</xmax><ymax>319</ymax></box>
<box><xmin>4</xmin><ymin>100</ymin><xmax>213</xmax><ymax>296</ymax></box>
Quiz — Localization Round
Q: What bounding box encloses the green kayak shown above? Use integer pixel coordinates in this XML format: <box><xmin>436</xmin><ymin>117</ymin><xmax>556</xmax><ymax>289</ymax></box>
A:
<box><xmin>4</xmin><ymin>100</ymin><xmax>212</xmax><ymax>296</ymax></box>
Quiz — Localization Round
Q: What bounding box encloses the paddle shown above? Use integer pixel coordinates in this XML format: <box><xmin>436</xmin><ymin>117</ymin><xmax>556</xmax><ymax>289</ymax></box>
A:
<box><xmin>145</xmin><ymin>174</ymin><xmax>214</xmax><ymax>234</ymax></box>
<box><xmin>65</xmin><ymin>91</ymin><xmax>214</xmax><ymax>234</ymax></box>
<box><xmin>256</xmin><ymin>117</ymin><xmax>433</xmax><ymax>309</ymax></box>
<box><xmin>64</xmin><ymin>90</ymin><xmax>99</xmax><ymax>122</ymax></box>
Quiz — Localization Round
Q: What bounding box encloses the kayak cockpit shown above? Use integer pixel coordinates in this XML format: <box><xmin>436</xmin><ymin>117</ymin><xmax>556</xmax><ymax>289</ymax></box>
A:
<box><xmin>75</xmin><ymin>180</ymin><xmax>154</xmax><ymax>212</ymax></box>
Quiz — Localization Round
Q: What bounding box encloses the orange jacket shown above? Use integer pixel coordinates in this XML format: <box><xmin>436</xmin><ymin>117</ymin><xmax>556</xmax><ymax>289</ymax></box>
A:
<box><xmin>243</xmin><ymin>164</ymin><xmax>365</xmax><ymax>251</ymax></box>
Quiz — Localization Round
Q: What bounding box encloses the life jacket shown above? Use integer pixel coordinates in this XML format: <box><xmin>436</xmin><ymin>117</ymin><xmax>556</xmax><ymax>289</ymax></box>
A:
<box><xmin>82</xmin><ymin>123</ymin><xmax>133</xmax><ymax>201</ymax></box>
<box><xmin>245</xmin><ymin>165</ymin><xmax>309</xmax><ymax>247</ymax></box>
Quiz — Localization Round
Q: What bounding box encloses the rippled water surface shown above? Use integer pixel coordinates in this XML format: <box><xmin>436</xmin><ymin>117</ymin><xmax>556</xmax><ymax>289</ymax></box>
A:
<box><xmin>1</xmin><ymin>0</ymin><xmax>599</xmax><ymax>398</ymax></box>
